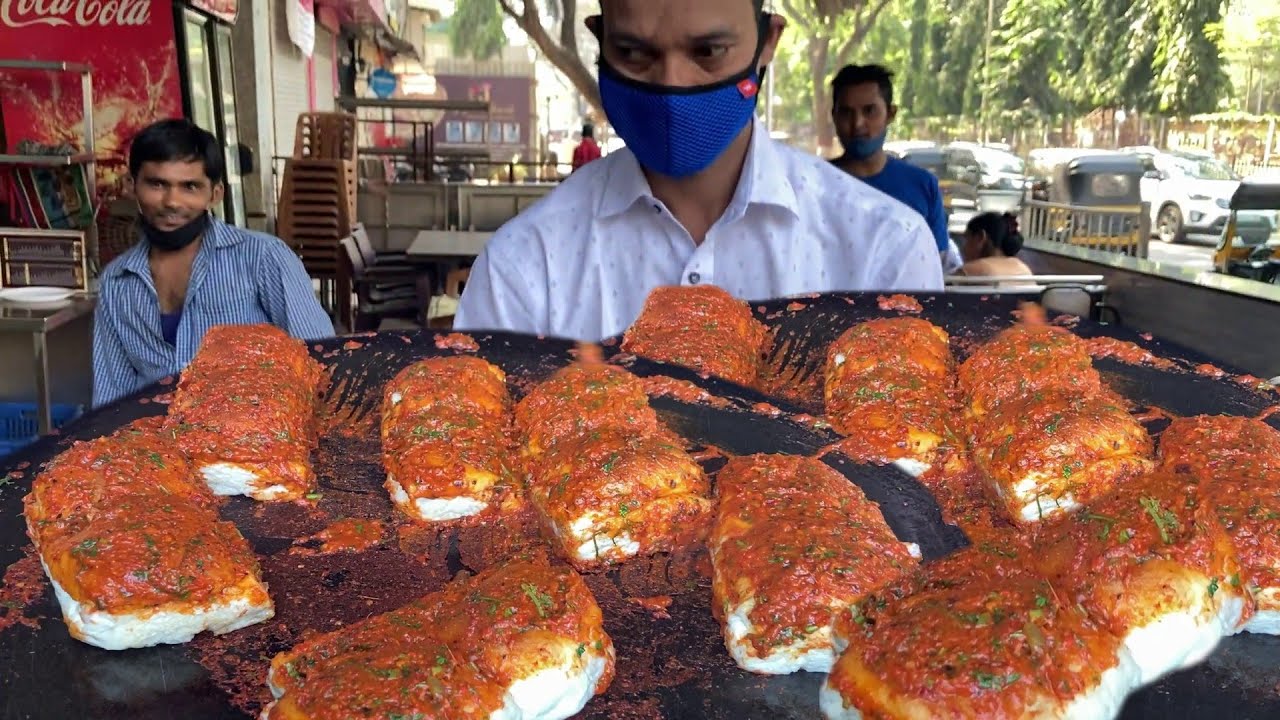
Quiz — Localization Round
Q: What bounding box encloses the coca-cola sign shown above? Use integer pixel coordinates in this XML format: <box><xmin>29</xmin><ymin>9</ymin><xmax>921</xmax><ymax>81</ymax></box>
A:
<box><xmin>0</xmin><ymin>0</ymin><xmax>181</xmax><ymax>198</ymax></box>
<box><xmin>0</xmin><ymin>0</ymin><xmax>151</xmax><ymax>28</ymax></box>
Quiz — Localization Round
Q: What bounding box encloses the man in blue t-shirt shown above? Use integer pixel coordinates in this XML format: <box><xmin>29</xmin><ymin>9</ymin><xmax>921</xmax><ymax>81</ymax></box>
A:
<box><xmin>830</xmin><ymin>64</ymin><xmax>959</xmax><ymax>271</ymax></box>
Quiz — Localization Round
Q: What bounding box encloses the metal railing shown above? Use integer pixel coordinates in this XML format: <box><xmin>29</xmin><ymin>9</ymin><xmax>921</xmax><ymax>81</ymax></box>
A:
<box><xmin>1020</xmin><ymin>200</ymin><xmax>1151</xmax><ymax>259</ymax></box>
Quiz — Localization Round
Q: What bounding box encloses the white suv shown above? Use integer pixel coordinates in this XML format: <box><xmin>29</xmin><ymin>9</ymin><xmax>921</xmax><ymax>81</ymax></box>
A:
<box><xmin>1123</xmin><ymin>147</ymin><xmax>1274</xmax><ymax>244</ymax></box>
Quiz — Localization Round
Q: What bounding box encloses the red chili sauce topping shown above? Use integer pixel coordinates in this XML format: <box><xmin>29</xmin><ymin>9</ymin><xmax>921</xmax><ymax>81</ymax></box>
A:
<box><xmin>1086</xmin><ymin>337</ymin><xmax>1177</xmax><ymax>370</ymax></box>
<box><xmin>876</xmin><ymin>294</ymin><xmax>924</xmax><ymax>313</ymax></box>
<box><xmin>266</xmin><ymin>556</ymin><xmax>614</xmax><ymax>720</ymax></box>
<box><xmin>621</xmin><ymin>285</ymin><xmax>767</xmax><ymax>388</ymax></box>
<box><xmin>828</xmin><ymin>543</ymin><xmax>1121</xmax><ymax>719</ymax></box>
<box><xmin>434</xmin><ymin>332</ymin><xmax>480</xmax><ymax>352</ymax></box>
<box><xmin>711</xmin><ymin>455</ymin><xmax>916</xmax><ymax>655</ymax></box>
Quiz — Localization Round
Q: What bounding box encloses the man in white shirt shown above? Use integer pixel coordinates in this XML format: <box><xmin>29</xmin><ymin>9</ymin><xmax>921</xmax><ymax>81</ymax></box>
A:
<box><xmin>456</xmin><ymin>0</ymin><xmax>943</xmax><ymax>340</ymax></box>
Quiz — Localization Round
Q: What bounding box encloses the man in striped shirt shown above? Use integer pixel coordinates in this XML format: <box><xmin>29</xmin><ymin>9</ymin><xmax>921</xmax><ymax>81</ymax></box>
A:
<box><xmin>92</xmin><ymin>119</ymin><xmax>334</xmax><ymax>407</ymax></box>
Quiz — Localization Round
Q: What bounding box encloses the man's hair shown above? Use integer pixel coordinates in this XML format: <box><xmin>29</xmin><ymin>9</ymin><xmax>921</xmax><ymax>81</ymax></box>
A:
<box><xmin>128</xmin><ymin>119</ymin><xmax>225</xmax><ymax>185</ymax></box>
<box><xmin>603</xmin><ymin>0</ymin><xmax>765</xmax><ymax>15</ymax></box>
<box><xmin>831</xmin><ymin>64</ymin><xmax>895</xmax><ymax>107</ymax></box>
<box><xmin>583</xmin><ymin>122</ymin><xmax>595</xmax><ymax>139</ymax></box>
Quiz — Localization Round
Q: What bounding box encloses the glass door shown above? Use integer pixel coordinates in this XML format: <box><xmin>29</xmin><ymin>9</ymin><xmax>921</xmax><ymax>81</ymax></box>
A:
<box><xmin>211</xmin><ymin>23</ymin><xmax>245</xmax><ymax>226</ymax></box>
<box><xmin>181</xmin><ymin>11</ymin><xmax>218</xmax><ymax>143</ymax></box>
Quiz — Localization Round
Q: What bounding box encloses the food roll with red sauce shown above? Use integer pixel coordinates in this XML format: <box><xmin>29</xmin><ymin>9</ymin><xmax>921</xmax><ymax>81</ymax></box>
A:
<box><xmin>823</xmin><ymin>318</ymin><xmax>958</xmax><ymax>475</ymax></box>
<box><xmin>969</xmin><ymin>393</ymin><xmax>1153</xmax><ymax>524</ymax></box>
<box><xmin>23</xmin><ymin>419</ymin><xmax>273</xmax><ymax>650</ymax></box>
<box><xmin>165</xmin><ymin>324</ymin><xmax>326</xmax><ymax>501</ymax></box>
<box><xmin>959</xmin><ymin>323</ymin><xmax>1152</xmax><ymax>524</ymax></box>
<box><xmin>621</xmin><ymin>284</ymin><xmax>767</xmax><ymax>388</ymax></box>
<box><xmin>527</xmin><ymin>430</ymin><xmax>711</xmax><ymax>570</ymax></box>
<box><xmin>1158</xmin><ymin>415</ymin><xmax>1280</xmax><ymax>635</ymax></box>
<box><xmin>1032</xmin><ymin>471</ymin><xmax>1251</xmax><ymax>684</ymax></box>
<box><xmin>381</xmin><ymin>356</ymin><xmax>520</xmax><ymax>523</ymax></box>
<box><xmin>710</xmin><ymin>455</ymin><xmax>919</xmax><ymax>675</ymax></box>
<box><xmin>958</xmin><ymin>323</ymin><xmax>1102</xmax><ymax>421</ymax></box>
<box><xmin>263</xmin><ymin>555</ymin><xmax>614</xmax><ymax>720</ymax></box>
<box><xmin>821</xmin><ymin>542</ymin><xmax>1140</xmax><ymax>720</ymax></box>
<box><xmin>517</xmin><ymin>361</ymin><xmax>711</xmax><ymax>569</ymax></box>
<box><xmin>514</xmin><ymin>362</ymin><xmax>660</xmax><ymax>458</ymax></box>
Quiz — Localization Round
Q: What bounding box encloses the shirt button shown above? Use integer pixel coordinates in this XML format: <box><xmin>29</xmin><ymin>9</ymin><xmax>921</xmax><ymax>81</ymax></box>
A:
<box><xmin>688</xmin><ymin>272</ymin><xmax>701</xmax><ymax>284</ymax></box>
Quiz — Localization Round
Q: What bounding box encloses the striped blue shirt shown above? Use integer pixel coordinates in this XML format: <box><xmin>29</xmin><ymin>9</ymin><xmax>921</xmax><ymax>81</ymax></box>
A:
<box><xmin>92</xmin><ymin>218</ymin><xmax>335</xmax><ymax>407</ymax></box>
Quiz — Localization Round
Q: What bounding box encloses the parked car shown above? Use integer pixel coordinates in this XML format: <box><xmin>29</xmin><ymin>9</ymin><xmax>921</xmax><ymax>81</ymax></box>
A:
<box><xmin>949</xmin><ymin>142</ymin><xmax>1028</xmax><ymax>191</ymax></box>
<box><xmin>1120</xmin><ymin>147</ymin><xmax>1275</xmax><ymax>244</ymax></box>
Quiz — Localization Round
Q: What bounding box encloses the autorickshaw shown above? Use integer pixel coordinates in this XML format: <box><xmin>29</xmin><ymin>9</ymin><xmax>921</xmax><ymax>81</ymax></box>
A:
<box><xmin>1040</xmin><ymin>154</ymin><xmax>1148</xmax><ymax>252</ymax></box>
<box><xmin>1213</xmin><ymin>181</ymin><xmax>1280</xmax><ymax>283</ymax></box>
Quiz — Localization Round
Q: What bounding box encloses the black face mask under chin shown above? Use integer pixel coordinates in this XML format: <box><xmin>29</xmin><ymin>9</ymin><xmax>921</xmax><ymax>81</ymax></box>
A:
<box><xmin>141</xmin><ymin>212</ymin><xmax>210</xmax><ymax>252</ymax></box>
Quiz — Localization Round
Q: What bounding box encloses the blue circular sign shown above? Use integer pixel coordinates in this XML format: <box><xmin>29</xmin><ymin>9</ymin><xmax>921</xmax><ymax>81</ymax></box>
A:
<box><xmin>369</xmin><ymin>68</ymin><xmax>398</xmax><ymax>99</ymax></box>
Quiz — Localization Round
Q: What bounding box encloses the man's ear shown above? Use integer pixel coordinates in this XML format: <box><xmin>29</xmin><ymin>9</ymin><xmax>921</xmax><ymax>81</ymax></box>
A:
<box><xmin>887</xmin><ymin>103</ymin><xmax>898</xmax><ymax>125</ymax></box>
<box><xmin>123</xmin><ymin>174</ymin><xmax>136</xmax><ymax>198</ymax></box>
<box><xmin>211</xmin><ymin>182</ymin><xmax>225</xmax><ymax>208</ymax></box>
<box><xmin>758</xmin><ymin>13</ymin><xmax>787</xmax><ymax>69</ymax></box>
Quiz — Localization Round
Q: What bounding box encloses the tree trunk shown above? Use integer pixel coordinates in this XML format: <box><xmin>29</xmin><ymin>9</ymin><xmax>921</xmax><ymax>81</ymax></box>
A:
<box><xmin>810</xmin><ymin>35</ymin><xmax>833</xmax><ymax>155</ymax></box>
<box><xmin>499</xmin><ymin>0</ymin><xmax>604</xmax><ymax>120</ymax></box>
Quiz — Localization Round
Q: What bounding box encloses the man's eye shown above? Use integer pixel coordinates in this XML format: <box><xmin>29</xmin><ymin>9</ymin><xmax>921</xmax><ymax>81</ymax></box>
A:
<box><xmin>613</xmin><ymin>46</ymin><xmax>650</xmax><ymax>65</ymax></box>
<box><xmin>694</xmin><ymin>44</ymin><xmax>729</xmax><ymax>60</ymax></box>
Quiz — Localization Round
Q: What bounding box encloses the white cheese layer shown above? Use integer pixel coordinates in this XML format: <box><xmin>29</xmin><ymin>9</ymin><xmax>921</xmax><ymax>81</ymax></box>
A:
<box><xmin>724</xmin><ymin>598</ymin><xmax>837</xmax><ymax>675</ymax></box>
<box><xmin>387</xmin><ymin>477</ymin><xmax>487</xmax><ymax>522</ymax></box>
<box><xmin>46</xmin><ymin>561</ymin><xmax>273</xmax><ymax>651</ymax></box>
<box><xmin>200</xmin><ymin>462</ymin><xmax>291</xmax><ymax>501</ymax></box>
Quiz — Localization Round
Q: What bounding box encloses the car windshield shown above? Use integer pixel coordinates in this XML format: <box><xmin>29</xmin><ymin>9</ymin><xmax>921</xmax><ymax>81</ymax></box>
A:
<box><xmin>1170</xmin><ymin>154</ymin><xmax>1239</xmax><ymax>181</ymax></box>
<box><xmin>975</xmin><ymin>151</ymin><xmax>1025</xmax><ymax>175</ymax></box>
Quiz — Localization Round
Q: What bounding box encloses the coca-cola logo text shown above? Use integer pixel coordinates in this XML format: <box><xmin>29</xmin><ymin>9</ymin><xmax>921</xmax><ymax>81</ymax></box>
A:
<box><xmin>0</xmin><ymin>0</ymin><xmax>151</xmax><ymax>28</ymax></box>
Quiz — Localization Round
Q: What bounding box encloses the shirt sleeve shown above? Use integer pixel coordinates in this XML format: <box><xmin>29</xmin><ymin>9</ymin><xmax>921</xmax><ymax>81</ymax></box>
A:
<box><xmin>454</xmin><ymin>231</ymin><xmax>547</xmax><ymax>335</ymax></box>
<box><xmin>941</xmin><ymin>238</ymin><xmax>965</xmax><ymax>274</ymax></box>
<box><xmin>925</xmin><ymin>175</ymin><xmax>950</xmax><ymax>252</ymax></box>
<box><xmin>876</xmin><ymin>214</ymin><xmax>946</xmax><ymax>291</ymax></box>
<box><xmin>91</xmin><ymin>286</ymin><xmax>142</xmax><ymax>408</ymax></box>
<box><xmin>257</xmin><ymin>239</ymin><xmax>336</xmax><ymax>340</ymax></box>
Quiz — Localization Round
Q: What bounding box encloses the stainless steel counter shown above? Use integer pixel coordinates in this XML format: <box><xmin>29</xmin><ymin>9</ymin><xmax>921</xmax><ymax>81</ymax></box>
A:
<box><xmin>0</xmin><ymin>297</ymin><xmax>95</xmax><ymax>434</ymax></box>
<box><xmin>1021</xmin><ymin>240</ymin><xmax>1280</xmax><ymax>380</ymax></box>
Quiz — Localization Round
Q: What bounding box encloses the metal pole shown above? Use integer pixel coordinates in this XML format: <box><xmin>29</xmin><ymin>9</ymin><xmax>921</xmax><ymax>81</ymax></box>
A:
<box><xmin>1264</xmin><ymin>117</ymin><xmax>1276</xmax><ymax>167</ymax></box>
<box><xmin>980</xmin><ymin>0</ymin><xmax>993</xmax><ymax>144</ymax></box>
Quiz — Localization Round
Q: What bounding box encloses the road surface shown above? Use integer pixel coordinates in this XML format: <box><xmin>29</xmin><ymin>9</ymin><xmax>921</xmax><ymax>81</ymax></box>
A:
<box><xmin>1147</xmin><ymin>241</ymin><xmax>1215</xmax><ymax>271</ymax></box>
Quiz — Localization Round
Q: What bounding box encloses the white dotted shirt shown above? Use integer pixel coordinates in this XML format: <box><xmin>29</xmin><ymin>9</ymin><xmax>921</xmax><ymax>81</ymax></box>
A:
<box><xmin>454</xmin><ymin>121</ymin><xmax>944</xmax><ymax>341</ymax></box>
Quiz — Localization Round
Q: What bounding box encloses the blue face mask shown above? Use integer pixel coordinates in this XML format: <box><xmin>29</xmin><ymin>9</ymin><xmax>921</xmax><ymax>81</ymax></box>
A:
<box><xmin>597</xmin><ymin>17</ymin><xmax>768</xmax><ymax>179</ymax></box>
<box><xmin>840</xmin><ymin>129</ymin><xmax>887</xmax><ymax>160</ymax></box>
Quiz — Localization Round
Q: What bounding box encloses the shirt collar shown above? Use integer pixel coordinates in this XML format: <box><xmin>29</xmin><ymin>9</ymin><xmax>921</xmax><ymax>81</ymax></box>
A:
<box><xmin>596</xmin><ymin>119</ymin><xmax>800</xmax><ymax>221</ymax></box>
<box><xmin>106</xmin><ymin>215</ymin><xmax>244</xmax><ymax>279</ymax></box>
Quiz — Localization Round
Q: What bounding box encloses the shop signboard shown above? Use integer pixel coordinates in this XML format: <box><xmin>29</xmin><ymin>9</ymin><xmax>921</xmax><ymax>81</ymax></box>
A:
<box><xmin>434</xmin><ymin>74</ymin><xmax>534</xmax><ymax>158</ymax></box>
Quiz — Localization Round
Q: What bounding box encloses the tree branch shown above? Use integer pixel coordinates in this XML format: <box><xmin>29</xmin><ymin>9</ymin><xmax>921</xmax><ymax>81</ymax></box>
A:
<box><xmin>560</xmin><ymin>0</ymin><xmax>577</xmax><ymax>55</ymax></box>
<box><xmin>834</xmin><ymin>0</ymin><xmax>893</xmax><ymax>69</ymax></box>
<box><xmin>780</xmin><ymin>0</ymin><xmax>818</xmax><ymax>35</ymax></box>
<box><xmin>496</xmin><ymin>0</ymin><xmax>603</xmax><ymax>118</ymax></box>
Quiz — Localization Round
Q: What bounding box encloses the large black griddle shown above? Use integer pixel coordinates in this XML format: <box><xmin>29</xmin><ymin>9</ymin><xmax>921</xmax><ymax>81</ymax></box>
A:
<box><xmin>1</xmin><ymin>292</ymin><xmax>1278</xmax><ymax>720</ymax></box>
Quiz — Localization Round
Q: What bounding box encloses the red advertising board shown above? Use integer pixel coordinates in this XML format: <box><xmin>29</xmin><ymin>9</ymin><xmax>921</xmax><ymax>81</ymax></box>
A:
<box><xmin>0</xmin><ymin>0</ymin><xmax>184</xmax><ymax>197</ymax></box>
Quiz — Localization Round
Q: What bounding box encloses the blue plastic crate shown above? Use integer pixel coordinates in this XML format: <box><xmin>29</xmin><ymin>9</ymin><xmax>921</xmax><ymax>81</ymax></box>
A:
<box><xmin>0</xmin><ymin>402</ymin><xmax>83</xmax><ymax>461</ymax></box>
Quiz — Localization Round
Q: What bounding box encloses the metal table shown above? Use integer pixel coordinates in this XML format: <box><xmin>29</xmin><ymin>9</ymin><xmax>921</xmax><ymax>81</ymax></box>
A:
<box><xmin>0</xmin><ymin>296</ymin><xmax>95</xmax><ymax>434</ymax></box>
<box><xmin>407</xmin><ymin>229</ymin><xmax>491</xmax><ymax>260</ymax></box>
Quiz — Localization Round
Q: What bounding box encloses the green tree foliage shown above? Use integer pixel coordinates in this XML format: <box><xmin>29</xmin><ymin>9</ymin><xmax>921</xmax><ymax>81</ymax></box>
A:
<box><xmin>449</xmin><ymin>0</ymin><xmax>507</xmax><ymax>61</ymax></box>
<box><xmin>778</xmin><ymin>0</ymin><xmax>897</xmax><ymax>151</ymax></box>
